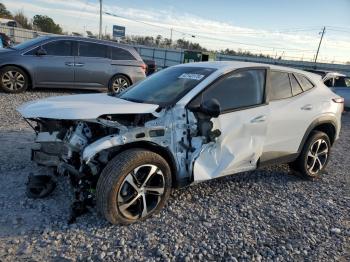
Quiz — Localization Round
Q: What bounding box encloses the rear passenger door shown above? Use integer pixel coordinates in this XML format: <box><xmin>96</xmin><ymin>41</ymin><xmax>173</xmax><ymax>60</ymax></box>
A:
<box><xmin>74</xmin><ymin>41</ymin><xmax>111</xmax><ymax>88</ymax></box>
<box><xmin>261</xmin><ymin>71</ymin><xmax>317</xmax><ymax>163</ymax></box>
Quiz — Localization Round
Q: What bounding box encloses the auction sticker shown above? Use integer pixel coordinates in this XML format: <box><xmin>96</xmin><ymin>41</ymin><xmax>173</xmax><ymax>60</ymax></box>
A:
<box><xmin>178</xmin><ymin>73</ymin><xmax>205</xmax><ymax>81</ymax></box>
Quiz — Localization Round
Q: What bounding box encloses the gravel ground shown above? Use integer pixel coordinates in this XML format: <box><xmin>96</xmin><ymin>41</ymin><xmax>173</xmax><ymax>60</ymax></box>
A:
<box><xmin>0</xmin><ymin>90</ymin><xmax>349</xmax><ymax>261</ymax></box>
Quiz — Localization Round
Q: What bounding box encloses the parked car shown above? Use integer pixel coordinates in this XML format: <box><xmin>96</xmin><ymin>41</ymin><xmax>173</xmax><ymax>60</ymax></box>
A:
<box><xmin>18</xmin><ymin>61</ymin><xmax>343</xmax><ymax>224</ymax></box>
<box><xmin>0</xmin><ymin>35</ymin><xmax>146</xmax><ymax>93</ymax></box>
<box><xmin>306</xmin><ymin>69</ymin><xmax>350</xmax><ymax>109</ymax></box>
<box><xmin>323</xmin><ymin>72</ymin><xmax>350</xmax><ymax>110</ymax></box>
<box><xmin>143</xmin><ymin>59</ymin><xmax>157</xmax><ymax>75</ymax></box>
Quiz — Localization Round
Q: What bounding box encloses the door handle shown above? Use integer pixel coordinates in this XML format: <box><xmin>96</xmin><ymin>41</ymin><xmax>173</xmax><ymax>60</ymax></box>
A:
<box><xmin>74</xmin><ymin>63</ymin><xmax>85</xmax><ymax>67</ymax></box>
<box><xmin>65</xmin><ymin>62</ymin><xmax>74</xmax><ymax>66</ymax></box>
<box><xmin>301</xmin><ymin>104</ymin><xmax>313</xmax><ymax>111</ymax></box>
<box><xmin>250</xmin><ymin>115</ymin><xmax>266</xmax><ymax>123</ymax></box>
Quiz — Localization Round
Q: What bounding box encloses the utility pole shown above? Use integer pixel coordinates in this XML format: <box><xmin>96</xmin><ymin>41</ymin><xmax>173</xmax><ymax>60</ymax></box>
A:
<box><xmin>314</xmin><ymin>26</ymin><xmax>325</xmax><ymax>63</ymax></box>
<box><xmin>99</xmin><ymin>0</ymin><xmax>103</xmax><ymax>39</ymax></box>
<box><xmin>170</xmin><ymin>28</ymin><xmax>173</xmax><ymax>47</ymax></box>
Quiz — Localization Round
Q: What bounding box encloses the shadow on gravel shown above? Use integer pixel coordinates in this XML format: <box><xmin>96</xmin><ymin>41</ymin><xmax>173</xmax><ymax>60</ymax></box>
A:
<box><xmin>0</xmin><ymin>87</ymin><xmax>104</xmax><ymax>95</ymax></box>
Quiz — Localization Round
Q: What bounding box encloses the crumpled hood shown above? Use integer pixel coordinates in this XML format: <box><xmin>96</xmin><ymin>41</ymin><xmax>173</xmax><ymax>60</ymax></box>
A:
<box><xmin>17</xmin><ymin>93</ymin><xmax>159</xmax><ymax>120</ymax></box>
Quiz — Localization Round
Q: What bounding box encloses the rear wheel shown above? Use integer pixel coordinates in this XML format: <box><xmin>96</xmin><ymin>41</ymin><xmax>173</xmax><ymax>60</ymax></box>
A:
<box><xmin>290</xmin><ymin>131</ymin><xmax>331</xmax><ymax>179</ymax></box>
<box><xmin>96</xmin><ymin>149</ymin><xmax>172</xmax><ymax>224</ymax></box>
<box><xmin>0</xmin><ymin>66</ymin><xmax>29</xmax><ymax>93</ymax></box>
<box><xmin>108</xmin><ymin>74</ymin><xmax>130</xmax><ymax>94</ymax></box>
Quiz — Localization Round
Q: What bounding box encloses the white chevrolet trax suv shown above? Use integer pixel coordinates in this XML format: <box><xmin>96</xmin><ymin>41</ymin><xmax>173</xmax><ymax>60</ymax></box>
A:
<box><xmin>18</xmin><ymin>61</ymin><xmax>343</xmax><ymax>224</ymax></box>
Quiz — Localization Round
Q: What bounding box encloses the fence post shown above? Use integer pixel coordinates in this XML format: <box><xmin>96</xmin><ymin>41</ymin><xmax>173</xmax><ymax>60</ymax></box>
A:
<box><xmin>164</xmin><ymin>49</ymin><xmax>167</xmax><ymax>68</ymax></box>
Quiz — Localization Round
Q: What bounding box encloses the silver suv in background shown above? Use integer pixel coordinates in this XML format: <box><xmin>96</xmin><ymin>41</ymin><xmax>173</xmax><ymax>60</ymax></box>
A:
<box><xmin>306</xmin><ymin>69</ymin><xmax>350</xmax><ymax>109</ymax></box>
<box><xmin>0</xmin><ymin>36</ymin><xmax>146</xmax><ymax>93</ymax></box>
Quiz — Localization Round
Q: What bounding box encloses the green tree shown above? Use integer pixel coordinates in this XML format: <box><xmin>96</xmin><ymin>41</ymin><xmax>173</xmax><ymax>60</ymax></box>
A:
<box><xmin>33</xmin><ymin>15</ymin><xmax>62</xmax><ymax>34</ymax></box>
<box><xmin>0</xmin><ymin>3</ymin><xmax>12</xmax><ymax>18</ymax></box>
<box><xmin>14</xmin><ymin>10</ymin><xmax>32</xmax><ymax>29</ymax></box>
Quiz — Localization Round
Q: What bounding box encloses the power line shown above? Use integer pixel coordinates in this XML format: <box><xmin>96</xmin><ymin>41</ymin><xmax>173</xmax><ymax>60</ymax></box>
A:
<box><xmin>104</xmin><ymin>11</ymin><xmax>315</xmax><ymax>52</ymax></box>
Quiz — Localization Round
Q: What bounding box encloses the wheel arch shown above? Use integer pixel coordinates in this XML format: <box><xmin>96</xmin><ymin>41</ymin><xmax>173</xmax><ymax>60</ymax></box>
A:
<box><xmin>0</xmin><ymin>64</ymin><xmax>33</xmax><ymax>88</ymax></box>
<box><xmin>298</xmin><ymin>117</ymin><xmax>338</xmax><ymax>153</ymax></box>
<box><xmin>106</xmin><ymin>141</ymin><xmax>178</xmax><ymax>187</ymax></box>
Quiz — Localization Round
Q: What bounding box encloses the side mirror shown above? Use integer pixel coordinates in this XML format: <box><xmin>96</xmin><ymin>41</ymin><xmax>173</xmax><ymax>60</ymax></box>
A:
<box><xmin>36</xmin><ymin>48</ymin><xmax>47</xmax><ymax>56</ymax></box>
<box><xmin>200</xmin><ymin>98</ymin><xmax>221</xmax><ymax>118</ymax></box>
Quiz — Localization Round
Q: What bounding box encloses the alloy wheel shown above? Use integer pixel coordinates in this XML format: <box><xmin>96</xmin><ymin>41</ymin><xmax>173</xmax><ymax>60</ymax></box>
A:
<box><xmin>112</xmin><ymin>77</ymin><xmax>129</xmax><ymax>93</ymax></box>
<box><xmin>117</xmin><ymin>164</ymin><xmax>165</xmax><ymax>220</ymax></box>
<box><xmin>2</xmin><ymin>71</ymin><xmax>25</xmax><ymax>91</ymax></box>
<box><xmin>306</xmin><ymin>138</ymin><xmax>329</xmax><ymax>174</ymax></box>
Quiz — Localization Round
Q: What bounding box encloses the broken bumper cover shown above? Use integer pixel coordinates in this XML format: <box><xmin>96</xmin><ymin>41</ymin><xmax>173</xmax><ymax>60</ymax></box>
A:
<box><xmin>31</xmin><ymin>149</ymin><xmax>60</xmax><ymax>167</ymax></box>
<box><xmin>31</xmin><ymin>141</ymin><xmax>64</xmax><ymax>167</ymax></box>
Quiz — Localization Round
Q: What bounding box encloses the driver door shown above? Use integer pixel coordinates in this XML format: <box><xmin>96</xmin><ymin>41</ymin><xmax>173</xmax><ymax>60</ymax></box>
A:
<box><xmin>190</xmin><ymin>68</ymin><xmax>270</xmax><ymax>181</ymax></box>
<box><xmin>24</xmin><ymin>40</ymin><xmax>75</xmax><ymax>87</ymax></box>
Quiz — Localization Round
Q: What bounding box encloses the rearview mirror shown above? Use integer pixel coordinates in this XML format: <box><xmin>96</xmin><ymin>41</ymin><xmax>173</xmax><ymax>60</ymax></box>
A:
<box><xmin>36</xmin><ymin>48</ymin><xmax>47</xmax><ymax>56</ymax></box>
<box><xmin>200</xmin><ymin>98</ymin><xmax>221</xmax><ymax>118</ymax></box>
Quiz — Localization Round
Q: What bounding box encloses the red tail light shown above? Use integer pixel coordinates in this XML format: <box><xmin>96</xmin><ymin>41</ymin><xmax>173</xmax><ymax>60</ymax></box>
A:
<box><xmin>141</xmin><ymin>64</ymin><xmax>147</xmax><ymax>73</ymax></box>
<box><xmin>332</xmin><ymin>97</ymin><xmax>344</xmax><ymax>112</ymax></box>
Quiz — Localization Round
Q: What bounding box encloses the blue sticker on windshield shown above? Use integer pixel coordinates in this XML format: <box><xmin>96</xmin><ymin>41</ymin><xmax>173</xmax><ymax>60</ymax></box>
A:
<box><xmin>178</xmin><ymin>73</ymin><xmax>205</xmax><ymax>81</ymax></box>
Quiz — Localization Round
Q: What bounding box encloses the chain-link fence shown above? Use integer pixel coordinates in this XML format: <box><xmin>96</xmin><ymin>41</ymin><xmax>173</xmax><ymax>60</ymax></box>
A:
<box><xmin>1</xmin><ymin>25</ymin><xmax>349</xmax><ymax>75</ymax></box>
<box><xmin>0</xmin><ymin>25</ymin><xmax>50</xmax><ymax>44</ymax></box>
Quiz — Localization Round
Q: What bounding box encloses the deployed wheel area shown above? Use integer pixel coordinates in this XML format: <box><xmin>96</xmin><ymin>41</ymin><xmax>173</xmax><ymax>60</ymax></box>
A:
<box><xmin>96</xmin><ymin>149</ymin><xmax>172</xmax><ymax>224</ymax></box>
<box><xmin>290</xmin><ymin>131</ymin><xmax>331</xmax><ymax>178</ymax></box>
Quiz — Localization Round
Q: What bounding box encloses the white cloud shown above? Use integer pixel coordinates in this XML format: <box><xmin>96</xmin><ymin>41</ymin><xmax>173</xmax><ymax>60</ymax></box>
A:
<box><xmin>3</xmin><ymin>0</ymin><xmax>350</xmax><ymax>62</ymax></box>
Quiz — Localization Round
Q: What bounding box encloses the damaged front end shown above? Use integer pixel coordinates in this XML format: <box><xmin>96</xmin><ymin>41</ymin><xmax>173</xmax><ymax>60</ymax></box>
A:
<box><xmin>20</xmin><ymin>105</ymin><xmax>201</xmax><ymax>221</ymax></box>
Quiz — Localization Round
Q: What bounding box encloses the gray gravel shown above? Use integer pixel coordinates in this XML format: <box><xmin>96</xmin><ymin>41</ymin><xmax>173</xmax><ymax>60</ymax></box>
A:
<box><xmin>0</xmin><ymin>90</ymin><xmax>349</xmax><ymax>261</ymax></box>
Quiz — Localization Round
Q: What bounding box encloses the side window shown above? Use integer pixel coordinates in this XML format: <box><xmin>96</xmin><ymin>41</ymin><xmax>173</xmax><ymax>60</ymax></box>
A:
<box><xmin>42</xmin><ymin>40</ymin><xmax>72</xmax><ymax>56</ymax></box>
<box><xmin>295</xmin><ymin>74</ymin><xmax>314</xmax><ymax>91</ymax></box>
<box><xmin>201</xmin><ymin>69</ymin><xmax>266</xmax><ymax>112</ymax></box>
<box><xmin>78</xmin><ymin>42</ymin><xmax>108</xmax><ymax>58</ymax></box>
<box><xmin>270</xmin><ymin>71</ymin><xmax>292</xmax><ymax>100</ymax></box>
<box><xmin>345</xmin><ymin>78</ymin><xmax>350</xmax><ymax>88</ymax></box>
<box><xmin>111</xmin><ymin>47</ymin><xmax>135</xmax><ymax>60</ymax></box>
<box><xmin>334</xmin><ymin>77</ymin><xmax>347</xmax><ymax>87</ymax></box>
<box><xmin>289</xmin><ymin>74</ymin><xmax>303</xmax><ymax>96</ymax></box>
<box><xmin>324</xmin><ymin>79</ymin><xmax>334</xmax><ymax>87</ymax></box>
<box><xmin>24</xmin><ymin>46</ymin><xmax>40</xmax><ymax>55</ymax></box>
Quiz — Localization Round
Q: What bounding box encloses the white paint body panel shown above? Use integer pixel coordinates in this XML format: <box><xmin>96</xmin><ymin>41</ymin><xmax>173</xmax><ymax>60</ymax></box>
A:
<box><xmin>17</xmin><ymin>93</ymin><xmax>158</xmax><ymax>119</ymax></box>
<box><xmin>262</xmin><ymin>90</ymin><xmax>318</xmax><ymax>157</ymax></box>
<box><xmin>194</xmin><ymin>105</ymin><xmax>269</xmax><ymax>181</ymax></box>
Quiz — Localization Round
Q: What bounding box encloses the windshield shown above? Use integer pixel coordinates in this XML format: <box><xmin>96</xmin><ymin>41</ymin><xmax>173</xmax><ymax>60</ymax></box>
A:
<box><xmin>120</xmin><ymin>66</ymin><xmax>216</xmax><ymax>105</ymax></box>
<box><xmin>12</xmin><ymin>36</ymin><xmax>49</xmax><ymax>50</ymax></box>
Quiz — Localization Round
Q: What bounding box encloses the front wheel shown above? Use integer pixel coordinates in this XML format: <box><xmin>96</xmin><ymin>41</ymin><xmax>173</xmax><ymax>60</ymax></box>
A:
<box><xmin>290</xmin><ymin>131</ymin><xmax>331</xmax><ymax>179</ymax></box>
<box><xmin>96</xmin><ymin>149</ymin><xmax>172</xmax><ymax>224</ymax></box>
<box><xmin>108</xmin><ymin>74</ymin><xmax>130</xmax><ymax>94</ymax></box>
<box><xmin>0</xmin><ymin>66</ymin><xmax>29</xmax><ymax>93</ymax></box>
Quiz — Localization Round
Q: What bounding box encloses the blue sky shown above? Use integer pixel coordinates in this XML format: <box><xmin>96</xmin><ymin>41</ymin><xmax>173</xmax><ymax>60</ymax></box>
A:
<box><xmin>3</xmin><ymin>0</ymin><xmax>350</xmax><ymax>62</ymax></box>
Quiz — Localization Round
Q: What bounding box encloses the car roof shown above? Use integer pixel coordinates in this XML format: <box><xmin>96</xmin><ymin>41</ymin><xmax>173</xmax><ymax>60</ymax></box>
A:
<box><xmin>41</xmin><ymin>35</ymin><xmax>136</xmax><ymax>51</ymax></box>
<box><xmin>175</xmin><ymin>61</ymin><xmax>322</xmax><ymax>81</ymax></box>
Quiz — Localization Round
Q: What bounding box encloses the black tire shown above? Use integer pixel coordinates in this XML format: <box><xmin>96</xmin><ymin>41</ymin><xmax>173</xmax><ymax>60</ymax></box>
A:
<box><xmin>108</xmin><ymin>74</ymin><xmax>131</xmax><ymax>94</ymax></box>
<box><xmin>96</xmin><ymin>149</ymin><xmax>172</xmax><ymax>224</ymax></box>
<box><xmin>290</xmin><ymin>131</ymin><xmax>331</xmax><ymax>179</ymax></box>
<box><xmin>0</xmin><ymin>66</ymin><xmax>29</xmax><ymax>93</ymax></box>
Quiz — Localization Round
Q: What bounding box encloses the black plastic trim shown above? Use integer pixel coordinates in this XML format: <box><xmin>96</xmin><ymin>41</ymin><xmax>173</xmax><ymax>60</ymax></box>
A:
<box><xmin>258</xmin><ymin>153</ymin><xmax>299</xmax><ymax>168</ymax></box>
<box><xmin>297</xmin><ymin>116</ymin><xmax>338</xmax><ymax>153</ymax></box>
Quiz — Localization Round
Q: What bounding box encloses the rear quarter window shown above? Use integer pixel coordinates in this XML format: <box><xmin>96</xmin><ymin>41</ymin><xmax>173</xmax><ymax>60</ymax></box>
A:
<box><xmin>295</xmin><ymin>74</ymin><xmax>314</xmax><ymax>91</ymax></box>
<box><xmin>111</xmin><ymin>47</ymin><xmax>135</xmax><ymax>60</ymax></box>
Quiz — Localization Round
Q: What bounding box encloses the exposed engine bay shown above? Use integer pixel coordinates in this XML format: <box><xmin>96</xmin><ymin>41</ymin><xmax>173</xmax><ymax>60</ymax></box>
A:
<box><xmin>25</xmin><ymin>106</ymin><xmax>220</xmax><ymax>222</ymax></box>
